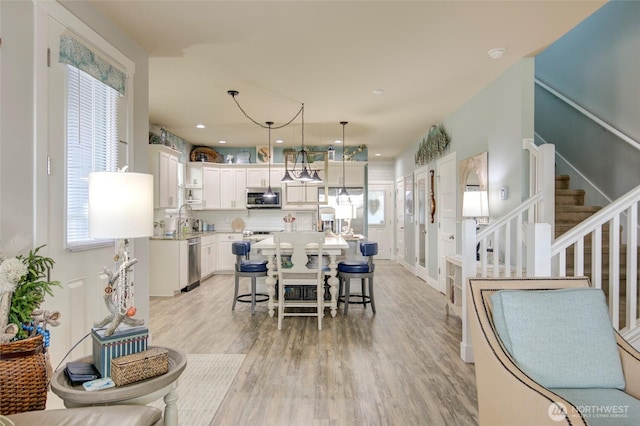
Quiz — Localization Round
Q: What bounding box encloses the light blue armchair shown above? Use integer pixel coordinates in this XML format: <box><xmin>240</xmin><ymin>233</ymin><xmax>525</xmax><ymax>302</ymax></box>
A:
<box><xmin>467</xmin><ymin>276</ymin><xmax>640</xmax><ymax>425</ymax></box>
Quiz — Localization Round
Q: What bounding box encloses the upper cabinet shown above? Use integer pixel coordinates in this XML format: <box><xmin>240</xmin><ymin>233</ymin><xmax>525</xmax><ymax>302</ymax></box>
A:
<box><xmin>327</xmin><ymin>162</ymin><xmax>366</xmax><ymax>187</ymax></box>
<box><xmin>246</xmin><ymin>166</ymin><xmax>284</xmax><ymax>189</ymax></box>
<box><xmin>183</xmin><ymin>161</ymin><xmax>366</xmax><ymax>211</ymax></box>
<box><xmin>201</xmin><ymin>167</ymin><xmax>221</xmax><ymax>210</ymax></box>
<box><xmin>150</xmin><ymin>145</ymin><xmax>180</xmax><ymax>208</ymax></box>
<box><xmin>282</xmin><ymin>183</ymin><xmax>321</xmax><ymax>210</ymax></box>
<box><xmin>220</xmin><ymin>168</ymin><xmax>247</xmax><ymax>210</ymax></box>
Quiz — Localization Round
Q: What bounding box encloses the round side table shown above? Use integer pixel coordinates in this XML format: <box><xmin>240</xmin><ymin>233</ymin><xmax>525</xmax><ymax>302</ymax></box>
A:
<box><xmin>50</xmin><ymin>346</ymin><xmax>187</xmax><ymax>426</ymax></box>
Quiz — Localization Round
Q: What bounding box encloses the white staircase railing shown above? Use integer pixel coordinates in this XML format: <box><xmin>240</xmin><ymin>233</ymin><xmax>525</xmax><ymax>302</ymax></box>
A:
<box><xmin>474</xmin><ymin>193</ymin><xmax>541</xmax><ymax>278</ymax></box>
<box><xmin>457</xmin><ymin>142</ymin><xmax>555</xmax><ymax>362</ymax></box>
<box><xmin>550</xmin><ymin>185</ymin><xmax>640</xmax><ymax>333</ymax></box>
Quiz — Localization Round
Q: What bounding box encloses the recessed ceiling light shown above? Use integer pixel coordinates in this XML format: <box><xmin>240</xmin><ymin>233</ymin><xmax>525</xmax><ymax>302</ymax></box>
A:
<box><xmin>375</xmin><ymin>153</ymin><xmax>382</xmax><ymax>157</ymax></box>
<box><xmin>275</xmin><ymin>139</ymin><xmax>283</xmax><ymax>144</ymax></box>
<box><xmin>372</xmin><ymin>89</ymin><xmax>384</xmax><ymax>95</ymax></box>
<box><xmin>488</xmin><ymin>48</ymin><xmax>506</xmax><ymax>59</ymax></box>
<box><xmin>218</xmin><ymin>140</ymin><xmax>226</xmax><ymax>144</ymax></box>
<box><xmin>335</xmin><ymin>139</ymin><xmax>342</xmax><ymax>144</ymax></box>
<box><xmin>195</xmin><ymin>124</ymin><xmax>205</xmax><ymax>129</ymax></box>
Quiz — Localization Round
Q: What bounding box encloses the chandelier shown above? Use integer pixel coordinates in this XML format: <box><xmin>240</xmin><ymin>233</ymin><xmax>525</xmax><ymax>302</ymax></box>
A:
<box><xmin>227</xmin><ymin>90</ymin><xmax>323</xmax><ymax>183</ymax></box>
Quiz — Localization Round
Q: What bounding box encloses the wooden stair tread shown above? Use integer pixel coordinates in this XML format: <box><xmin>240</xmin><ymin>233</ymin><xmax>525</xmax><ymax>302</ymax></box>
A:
<box><xmin>555</xmin><ymin>188</ymin><xmax>585</xmax><ymax>194</ymax></box>
<box><xmin>555</xmin><ymin>175</ymin><xmax>571</xmax><ymax>190</ymax></box>
<box><xmin>556</xmin><ymin>205</ymin><xmax>602</xmax><ymax>212</ymax></box>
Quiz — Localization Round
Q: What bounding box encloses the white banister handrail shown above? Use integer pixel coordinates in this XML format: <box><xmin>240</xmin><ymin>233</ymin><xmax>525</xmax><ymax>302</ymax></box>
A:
<box><xmin>535</xmin><ymin>78</ymin><xmax>640</xmax><ymax>152</ymax></box>
<box><xmin>551</xmin><ymin>185</ymin><xmax>640</xmax><ymax>255</ymax></box>
<box><xmin>477</xmin><ymin>192</ymin><xmax>542</xmax><ymax>240</ymax></box>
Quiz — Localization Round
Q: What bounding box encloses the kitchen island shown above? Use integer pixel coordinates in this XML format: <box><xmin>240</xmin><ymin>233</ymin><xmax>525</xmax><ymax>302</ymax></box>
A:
<box><xmin>252</xmin><ymin>234</ymin><xmax>349</xmax><ymax>318</ymax></box>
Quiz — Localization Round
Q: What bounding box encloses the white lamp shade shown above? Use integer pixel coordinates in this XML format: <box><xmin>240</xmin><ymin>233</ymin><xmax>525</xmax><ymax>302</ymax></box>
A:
<box><xmin>462</xmin><ymin>191</ymin><xmax>489</xmax><ymax>218</ymax></box>
<box><xmin>334</xmin><ymin>204</ymin><xmax>354</xmax><ymax>220</ymax></box>
<box><xmin>89</xmin><ymin>172</ymin><xmax>154</xmax><ymax>238</ymax></box>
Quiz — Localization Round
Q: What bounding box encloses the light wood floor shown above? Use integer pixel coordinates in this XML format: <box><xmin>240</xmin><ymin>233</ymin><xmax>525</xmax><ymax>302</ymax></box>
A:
<box><xmin>149</xmin><ymin>260</ymin><xmax>478</xmax><ymax>425</ymax></box>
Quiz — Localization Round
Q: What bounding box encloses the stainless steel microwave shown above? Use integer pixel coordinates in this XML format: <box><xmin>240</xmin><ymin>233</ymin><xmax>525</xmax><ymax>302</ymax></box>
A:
<box><xmin>246</xmin><ymin>188</ymin><xmax>281</xmax><ymax>209</ymax></box>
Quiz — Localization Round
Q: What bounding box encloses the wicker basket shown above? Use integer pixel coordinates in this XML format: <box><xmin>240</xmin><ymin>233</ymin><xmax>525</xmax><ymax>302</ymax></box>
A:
<box><xmin>111</xmin><ymin>347</ymin><xmax>169</xmax><ymax>386</ymax></box>
<box><xmin>0</xmin><ymin>334</ymin><xmax>49</xmax><ymax>415</ymax></box>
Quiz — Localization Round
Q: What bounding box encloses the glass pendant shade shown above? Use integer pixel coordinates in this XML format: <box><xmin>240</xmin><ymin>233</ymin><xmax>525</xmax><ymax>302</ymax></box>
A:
<box><xmin>298</xmin><ymin>167</ymin><xmax>313</xmax><ymax>182</ymax></box>
<box><xmin>339</xmin><ymin>121</ymin><xmax>349</xmax><ymax>197</ymax></box>
<box><xmin>263</xmin><ymin>121</ymin><xmax>276</xmax><ymax>198</ymax></box>
<box><xmin>263</xmin><ymin>186</ymin><xmax>276</xmax><ymax>198</ymax></box>
<box><xmin>281</xmin><ymin>171</ymin><xmax>294</xmax><ymax>182</ymax></box>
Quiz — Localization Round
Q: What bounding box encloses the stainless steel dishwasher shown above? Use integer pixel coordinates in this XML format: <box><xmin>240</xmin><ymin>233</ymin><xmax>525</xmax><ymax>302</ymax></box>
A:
<box><xmin>184</xmin><ymin>236</ymin><xmax>201</xmax><ymax>292</ymax></box>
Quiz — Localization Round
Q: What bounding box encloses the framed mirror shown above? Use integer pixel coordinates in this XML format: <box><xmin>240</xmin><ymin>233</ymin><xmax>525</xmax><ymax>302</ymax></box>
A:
<box><xmin>459</xmin><ymin>151</ymin><xmax>488</xmax><ymax>218</ymax></box>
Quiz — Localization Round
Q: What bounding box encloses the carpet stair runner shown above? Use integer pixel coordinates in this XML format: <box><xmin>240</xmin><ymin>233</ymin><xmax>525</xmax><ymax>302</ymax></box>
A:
<box><xmin>555</xmin><ymin>175</ymin><xmax>640</xmax><ymax>329</ymax></box>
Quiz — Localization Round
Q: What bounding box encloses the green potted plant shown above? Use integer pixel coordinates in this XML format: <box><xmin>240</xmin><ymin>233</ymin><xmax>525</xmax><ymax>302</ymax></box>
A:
<box><xmin>0</xmin><ymin>244</ymin><xmax>61</xmax><ymax>414</ymax></box>
<box><xmin>1</xmin><ymin>245</ymin><xmax>61</xmax><ymax>341</ymax></box>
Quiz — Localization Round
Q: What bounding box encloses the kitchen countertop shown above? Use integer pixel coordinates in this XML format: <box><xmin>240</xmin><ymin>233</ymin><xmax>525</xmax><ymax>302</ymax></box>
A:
<box><xmin>150</xmin><ymin>230</ymin><xmax>242</xmax><ymax>241</ymax></box>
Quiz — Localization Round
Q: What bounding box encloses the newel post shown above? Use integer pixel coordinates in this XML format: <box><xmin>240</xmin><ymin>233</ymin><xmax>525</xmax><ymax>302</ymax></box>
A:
<box><xmin>537</xmin><ymin>143</ymin><xmax>555</xmax><ymax>237</ymax></box>
<box><xmin>460</xmin><ymin>219</ymin><xmax>477</xmax><ymax>363</ymax></box>
<box><xmin>526</xmin><ymin>222</ymin><xmax>552</xmax><ymax>276</ymax></box>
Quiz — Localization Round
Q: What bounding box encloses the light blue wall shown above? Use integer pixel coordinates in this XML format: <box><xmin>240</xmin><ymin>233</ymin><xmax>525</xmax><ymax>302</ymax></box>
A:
<box><xmin>535</xmin><ymin>0</ymin><xmax>640</xmax><ymax>203</ymax></box>
<box><xmin>396</xmin><ymin>58</ymin><xmax>535</xmax><ymax>279</ymax></box>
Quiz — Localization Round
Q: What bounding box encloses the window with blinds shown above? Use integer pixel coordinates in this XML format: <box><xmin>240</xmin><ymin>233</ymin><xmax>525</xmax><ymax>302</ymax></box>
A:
<box><xmin>66</xmin><ymin>65</ymin><xmax>120</xmax><ymax>249</ymax></box>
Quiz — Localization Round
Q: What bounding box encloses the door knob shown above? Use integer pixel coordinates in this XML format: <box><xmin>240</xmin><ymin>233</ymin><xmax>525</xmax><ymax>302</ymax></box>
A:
<box><xmin>449</xmin><ymin>234</ymin><xmax>454</xmax><ymax>240</ymax></box>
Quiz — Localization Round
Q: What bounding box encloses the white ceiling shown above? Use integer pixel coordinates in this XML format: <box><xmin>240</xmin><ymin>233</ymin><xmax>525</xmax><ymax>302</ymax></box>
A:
<box><xmin>88</xmin><ymin>0</ymin><xmax>605</xmax><ymax>159</ymax></box>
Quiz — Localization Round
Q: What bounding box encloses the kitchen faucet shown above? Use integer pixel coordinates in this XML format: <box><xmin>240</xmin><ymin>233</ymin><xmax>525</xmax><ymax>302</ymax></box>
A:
<box><xmin>177</xmin><ymin>203</ymin><xmax>193</xmax><ymax>238</ymax></box>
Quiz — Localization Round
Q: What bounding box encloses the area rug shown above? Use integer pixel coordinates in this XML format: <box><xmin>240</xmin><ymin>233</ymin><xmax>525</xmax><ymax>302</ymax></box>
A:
<box><xmin>150</xmin><ymin>353</ymin><xmax>245</xmax><ymax>426</ymax></box>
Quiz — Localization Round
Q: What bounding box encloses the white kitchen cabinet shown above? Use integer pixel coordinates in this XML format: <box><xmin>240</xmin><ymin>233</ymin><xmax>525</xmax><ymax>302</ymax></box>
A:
<box><xmin>327</xmin><ymin>162</ymin><xmax>366</xmax><ymax>187</ymax></box>
<box><xmin>217</xmin><ymin>233</ymin><xmax>243</xmax><ymax>273</ymax></box>
<box><xmin>184</xmin><ymin>163</ymin><xmax>203</xmax><ymax>210</ymax></box>
<box><xmin>150</xmin><ymin>145</ymin><xmax>180</xmax><ymax>208</ymax></box>
<box><xmin>150</xmin><ymin>239</ymin><xmax>187</xmax><ymax>296</ymax></box>
<box><xmin>282</xmin><ymin>183</ymin><xmax>320</xmax><ymax>210</ymax></box>
<box><xmin>200</xmin><ymin>234</ymin><xmax>217</xmax><ymax>279</ymax></box>
<box><xmin>202</xmin><ymin>167</ymin><xmax>221</xmax><ymax>210</ymax></box>
<box><xmin>220</xmin><ymin>168</ymin><xmax>247</xmax><ymax>209</ymax></box>
<box><xmin>246</xmin><ymin>166</ymin><xmax>284</xmax><ymax>189</ymax></box>
<box><xmin>186</xmin><ymin>163</ymin><xmax>220</xmax><ymax>210</ymax></box>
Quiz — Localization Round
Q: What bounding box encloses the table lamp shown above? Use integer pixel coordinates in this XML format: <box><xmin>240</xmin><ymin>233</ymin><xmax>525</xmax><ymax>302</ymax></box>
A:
<box><xmin>89</xmin><ymin>170</ymin><xmax>153</xmax><ymax>336</ymax></box>
<box><xmin>462</xmin><ymin>190</ymin><xmax>489</xmax><ymax>260</ymax></box>
<box><xmin>462</xmin><ymin>190</ymin><xmax>489</xmax><ymax>222</ymax></box>
<box><xmin>335</xmin><ymin>204</ymin><xmax>354</xmax><ymax>235</ymax></box>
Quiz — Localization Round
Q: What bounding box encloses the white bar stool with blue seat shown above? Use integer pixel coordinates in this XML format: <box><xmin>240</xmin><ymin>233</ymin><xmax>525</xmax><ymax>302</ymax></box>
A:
<box><xmin>337</xmin><ymin>241</ymin><xmax>378</xmax><ymax>314</ymax></box>
<box><xmin>232</xmin><ymin>241</ymin><xmax>269</xmax><ymax>315</ymax></box>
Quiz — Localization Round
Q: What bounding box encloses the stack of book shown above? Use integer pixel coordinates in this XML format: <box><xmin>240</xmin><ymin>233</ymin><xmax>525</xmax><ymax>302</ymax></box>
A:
<box><xmin>64</xmin><ymin>361</ymin><xmax>100</xmax><ymax>386</ymax></box>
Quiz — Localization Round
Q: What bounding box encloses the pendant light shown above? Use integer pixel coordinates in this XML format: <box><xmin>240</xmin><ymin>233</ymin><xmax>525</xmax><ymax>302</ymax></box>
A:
<box><xmin>227</xmin><ymin>90</ymin><xmax>323</xmax><ymax>183</ymax></box>
<box><xmin>294</xmin><ymin>105</ymin><xmax>313</xmax><ymax>182</ymax></box>
<box><xmin>263</xmin><ymin>122</ymin><xmax>276</xmax><ymax>198</ymax></box>
<box><xmin>339</xmin><ymin>121</ymin><xmax>349</xmax><ymax>197</ymax></box>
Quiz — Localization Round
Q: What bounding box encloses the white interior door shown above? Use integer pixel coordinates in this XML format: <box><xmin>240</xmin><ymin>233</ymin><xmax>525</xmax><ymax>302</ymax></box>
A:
<box><xmin>415</xmin><ymin>170</ymin><xmax>428</xmax><ymax>281</ymax></box>
<box><xmin>395</xmin><ymin>178</ymin><xmax>405</xmax><ymax>265</ymax></box>
<box><xmin>41</xmin><ymin>8</ymin><xmax>130</xmax><ymax>364</ymax></box>
<box><xmin>367</xmin><ymin>183</ymin><xmax>393</xmax><ymax>260</ymax></box>
<box><xmin>437</xmin><ymin>153</ymin><xmax>457</xmax><ymax>294</ymax></box>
